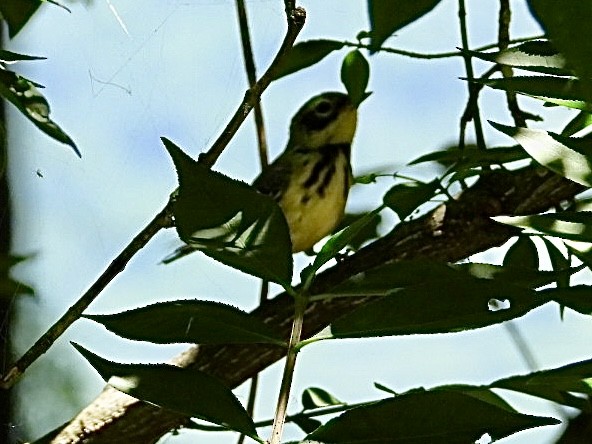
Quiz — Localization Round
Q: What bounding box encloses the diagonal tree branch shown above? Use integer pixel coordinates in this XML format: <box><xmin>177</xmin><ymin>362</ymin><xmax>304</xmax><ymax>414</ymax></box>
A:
<box><xmin>49</xmin><ymin>165</ymin><xmax>583</xmax><ymax>443</ymax></box>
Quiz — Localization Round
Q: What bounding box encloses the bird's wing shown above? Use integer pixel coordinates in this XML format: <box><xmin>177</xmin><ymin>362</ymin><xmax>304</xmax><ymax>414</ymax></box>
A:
<box><xmin>251</xmin><ymin>153</ymin><xmax>293</xmax><ymax>202</ymax></box>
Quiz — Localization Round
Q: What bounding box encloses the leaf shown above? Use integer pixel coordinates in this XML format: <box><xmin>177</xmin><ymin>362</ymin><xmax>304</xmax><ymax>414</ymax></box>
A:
<box><xmin>409</xmin><ymin>145</ymin><xmax>529</xmax><ymax>168</ymax></box>
<box><xmin>367</xmin><ymin>0</ymin><xmax>444</xmax><ymax>51</ymax></box>
<box><xmin>0</xmin><ymin>50</ymin><xmax>46</xmax><ymax>63</ymax></box>
<box><xmin>490</xmin><ymin>121</ymin><xmax>592</xmax><ymax>187</ymax></box>
<box><xmin>340</xmin><ymin>50</ymin><xmax>370</xmax><ymax>107</ymax></box>
<box><xmin>494</xmin><ymin>212</ymin><xmax>592</xmax><ymax>243</ymax></box>
<box><xmin>302</xmin><ymin>387</ymin><xmax>343</xmax><ymax>410</ymax></box>
<box><xmin>162</xmin><ymin>137</ymin><xmax>293</xmax><ymax>286</ymax></box>
<box><xmin>306</xmin><ymin>390</ymin><xmax>558</xmax><ymax>443</ymax></box>
<box><xmin>383</xmin><ymin>180</ymin><xmax>439</xmax><ymax>220</ymax></box>
<box><xmin>0</xmin><ymin>69</ymin><xmax>79</xmax><ymax>156</ymax></box>
<box><xmin>477</xmin><ymin>76</ymin><xmax>588</xmax><ymax>110</ymax></box>
<box><xmin>540</xmin><ymin>238</ymin><xmax>570</xmax><ymax>288</ymax></box>
<box><xmin>527</xmin><ymin>0</ymin><xmax>592</xmax><ymax>101</ymax></box>
<box><xmin>272</xmin><ymin>40</ymin><xmax>345</xmax><ymax>80</ymax></box>
<box><xmin>72</xmin><ymin>344</ymin><xmax>259</xmax><ymax>439</ymax></box>
<box><xmin>292</xmin><ymin>415</ymin><xmax>322</xmax><ymax>434</ymax></box>
<box><xmin>463</xmin><ymin>40</ymin><xmax>569</xmax><ymax>76</ymax></box>
<box><xmin>541</xmin><ymin>285</ymin><xmax>592</xmax><ymax>317</ymax></box>
<box><xmin>333</xmin><ymin>211</ymin><xmax>382</xmax><ymax>250</ymax></box>
<box><xmin>492</xmin><ymin>357</ymin><xmax>592</xmax><ymax>411</ymax></box>
<box><xmin>0</xmin><ymin>0</ymin><xmax>41</xmax><ymax>37</ymax></box>
<box><xmin>503</xmin><ymin>236</ymin><xmax>539</xmax><ymax>271</ymax></box>
<box><xmin>84</xmin><ymin>300</ymin><xmax>286</xmax><ymax>346</ymax></box>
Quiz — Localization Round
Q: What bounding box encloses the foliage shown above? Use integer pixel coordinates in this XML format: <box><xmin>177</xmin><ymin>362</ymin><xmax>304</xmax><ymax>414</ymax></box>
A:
<box><xmin>6</xmin><ymin>1</ymin><xmax>592</xmax><ymax>444</ymax></box>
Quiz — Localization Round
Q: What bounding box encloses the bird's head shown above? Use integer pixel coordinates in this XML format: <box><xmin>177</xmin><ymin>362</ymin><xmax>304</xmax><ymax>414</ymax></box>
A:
<box><xmin>287</xmin><ymin>92</ymin><xmax>357</xmax><ymax>149</ymax></box>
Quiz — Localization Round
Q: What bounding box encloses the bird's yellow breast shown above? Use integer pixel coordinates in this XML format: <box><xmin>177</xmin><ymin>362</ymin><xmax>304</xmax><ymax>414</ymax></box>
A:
<box><xmin>279</xmin><ymin>149</ymin><xmax>350</xmax><ymax>252</ymax></box>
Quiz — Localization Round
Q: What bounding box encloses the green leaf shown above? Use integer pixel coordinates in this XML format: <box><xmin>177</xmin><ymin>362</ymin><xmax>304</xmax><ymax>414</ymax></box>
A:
<box><xmin>84</xmin><ymin>300</ymin><xmax>286</xmax><ymax>346</ymax></box>
<box><xmin>162</xmin><ymin>138</ymin><xmax>293</xmax><ymax>286</ymax></box>
<box><xmin>302</xmin><ymin>387</ymin><xmax>343</xmax><ymax>410</ymax></box>
<box><xmin>527</xmin><ymin>0</ymin><xmax>592</xmax><ymax>101</ymax></box>
<box><xmin>409</xmin><ymin>145</ymin><xmax>529</xmax><ymax>168</ymax></box>
<box><xmin>334</xmin><ymin>211</ymin><xmax>382</xmax><ymax>250</ymax></box>
<box><xmin>562</xmin><ymin>111</ymin><xmax>592</xmax><ymax>136</ymax></box>
<box><xmin>272</xmin><ymin>40</ymin><xmax>345</xmax><ymax>80</ymax></box>
<box><xmin>0</xmin><ymin>69</ymin><xmax>79</xmax><ymax>156</ymax></box>
<box><xmin>503</xmin><ymin>236</ymin><xmax>539</xmax><ymax>271</ymax></box>
<box><xmin>0</xmin><ymin>0</ymin><xmax>41</xmax><ymax>37</ymax></box>
<box><xmin>367</xmin><ymin>0</ymin><xmax>443</xmax><ymax>51</ymax></box>
<box><xmin>306</xmin><ymin>390</ymin><xmax>558</xmax><ymax>443</ymax></box>
<box><xmin>541</xmin><ymin>238</ymin><xmax>570</xmax><ymax>288</ymax></box>
<box><xmin>374</xmin><ymin>382</ymin><xmax>398</xmax><ymax>395</ymax></box>
<box><xmin>291</xmin><ymin>415</ymin><xmax>322</xmax><ymax>434</ymax></box>
<box><xmin>72</xmin><ymin>344</ymin><xmax>259</xmax><ymax>439</ymax></box>
<box><xmin>383</xmin><ymin>180</ymin><xmax>439</xmax><ymax>220</ymax></box>
<box><xmin>340</xmin><ymin>50</ymin><xmax>370</xmax><ymax>107</ymax></box>
<box><xmin>494</xmin><ymin>212</ymin><xmax>592</xmax><ymax>243</ymax></box>
<box><xmin>492</xmin><ymin>357</ymin><xmax>592</xmax><ymax>411</ymax></box>
<box><xmin>490</xmin><ymin>121</ymin><xmax>592</xmax><ymax>187</ymax></box>
<box><xmin>0</xmin><ymin>50</ymin><xmax>45</xmax><ymax>62</ymax></box>
<box><xmin>477</xmin><ymin>76</ymin><xmax>588</xmax><ymax>110</ymax></box>
<box><xmin>463</xmin><ymin>40</ymin><xmax>569</xmax><ymax>76</ymax></box>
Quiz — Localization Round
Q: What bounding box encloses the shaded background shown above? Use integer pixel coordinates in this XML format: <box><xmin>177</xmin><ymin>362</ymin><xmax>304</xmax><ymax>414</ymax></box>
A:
<box><xmin>3</xmin><ymin>1</ymin><xmax>591</xmax><ymax>442</ymax></box>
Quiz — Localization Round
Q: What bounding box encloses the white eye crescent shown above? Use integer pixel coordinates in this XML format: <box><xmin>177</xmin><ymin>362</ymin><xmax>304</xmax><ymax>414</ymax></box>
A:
<box><xmin>314</xmin><ymin>100</ymin><xmax>333</xmax><ymax>116</ymax></box>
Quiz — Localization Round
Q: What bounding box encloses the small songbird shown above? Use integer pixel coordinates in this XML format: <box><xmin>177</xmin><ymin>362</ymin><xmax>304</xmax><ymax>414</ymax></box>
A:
<box><xmin>253</xmin><ymin>92</ymin><xmax>358</xmax><ymax>252</ymax></box>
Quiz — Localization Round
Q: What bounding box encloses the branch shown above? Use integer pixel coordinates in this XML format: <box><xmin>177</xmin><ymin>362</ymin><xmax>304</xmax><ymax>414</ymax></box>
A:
<box><xmin>49</xmin><ymin>165</ymin><xmax>583</xmax><ymax>443</ymax></box>
<box><xmin>0</xmin><ymin>5</ymin><xmax>306</xmax><ymax>391</ymax></box>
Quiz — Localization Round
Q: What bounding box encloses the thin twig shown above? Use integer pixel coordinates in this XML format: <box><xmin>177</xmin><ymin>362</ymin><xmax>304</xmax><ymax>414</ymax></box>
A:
<box><xmin>269</xmin><ymin>294</ymin><xmax>307</xmax><ymax>444</ymax></box>
<box><xmin>343</xmin><ymin>35</ymin><xmax>544</xmax><ymax>60</ymax></box>
<box><xmin>458</xmin><ymin>0</ymin><xmax>487</xmax><ymax>152</ymax></box>
<box><xmin>199</xmin><ymin>6</ymin><xmax>305</xmax><ymax>168</ymax></box>
<box><xmin>0</xmin><ymin>5</ymin><xmax>306</xmax><ymax>390</ymax></box>
<box><xmin>498</xmin><ymin>0</ymin><xmax>526</xmax><ymax>127</ymax></box>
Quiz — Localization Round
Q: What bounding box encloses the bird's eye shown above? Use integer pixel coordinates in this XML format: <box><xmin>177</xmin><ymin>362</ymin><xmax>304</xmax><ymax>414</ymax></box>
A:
<box><xmin>314</xmin><ymin>100</ymin><xmax>333</xmax><ymax>116</ymax></box>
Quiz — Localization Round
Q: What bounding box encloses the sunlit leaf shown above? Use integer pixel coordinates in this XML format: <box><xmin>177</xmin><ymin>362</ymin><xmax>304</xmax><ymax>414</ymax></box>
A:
<box><xmin>491</xmin><ymin>121</ymin><xmax>592</xmax><ymax>187</ymax></box>
<box><xmin>302</xmin><ymin>387</ymin><xmax>343</xmax><ymax>410</ymax></box>
<box><xmin>0</xmin><ymin>69</ymin><xmax>79</xmax><ymax>156</ymax></box>
<box><xmin>306</xmin><ymin>390</ymin><xmax>558</xmax><ymax>443</ymax></box>
<box><xmin>84</xmin><ymin>300</ymin><xmax>286</xmax><ymax>346</ymax></box>
<box><xmin>367</xmin><ymin>0</ymin><xmax>443</xmax><ymax>51</ymax></box>
<box><xmin>162</xmin><ymin>138</ymin><xmax>293</xmax><ymax>286</ymax></box>
<box><xmin>340</xmin><ymin>50</ymin><xmax>370</xmax><ymax>107</ymax></box>
<box><xmin>463</xmin><ymin>40</ymin><xmax>569</xmax><ymax>76</ymax></box>
<box><xmin>72</xmin><ymin>344</ymin><xmax>259</xmax><ymax>439</ymax></box>
<box><xmin>494</xmin><ymin>212</ymin><xmax>592</xmax><ymax>243</ymax></box>
<box><xmin>273</xmin><ymin>40</ymin><xmax>345</xmax><ymax>80</ymax></box>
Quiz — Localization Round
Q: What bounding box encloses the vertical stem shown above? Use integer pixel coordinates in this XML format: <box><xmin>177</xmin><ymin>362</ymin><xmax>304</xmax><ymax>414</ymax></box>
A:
<box><xmin>269</xmin><ymin>294</ymin><xmax>307</xmax><ymax>444</ymax></box>
<box><xmin>458</xmin><ymin>0</ymin><xmax>487</xmax><ymax>152</ymax></box>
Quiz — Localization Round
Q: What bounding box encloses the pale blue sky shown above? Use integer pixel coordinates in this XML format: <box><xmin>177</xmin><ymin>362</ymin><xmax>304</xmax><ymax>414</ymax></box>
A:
<box><xmin>4</xmin><ymin>1</ymin><xmax>590</xmax><ymax>443</ymax></box>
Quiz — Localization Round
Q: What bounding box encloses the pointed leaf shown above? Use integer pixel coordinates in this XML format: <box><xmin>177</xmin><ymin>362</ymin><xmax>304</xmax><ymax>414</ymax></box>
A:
<box><xmin>72</xmin><ymin>344</ymin><xmax>258</xmax><ymax>439</ymax></box>
<box><xmin>302</xmin><ymin>387</ymin><xmax>343</xmax><ymax>410</ymax></box>
<box><xmin>541</xmin><ymin>238</ymin><xmax>571</xmax><ymax>288</ymax></box>
<box><xmin>491</xmin><ymin>121</ymin><xmax>592</xmax><ymax>187</ymax></box>
<box><xmin>409</xmin><ymin>145</ymin><xmax>528</xmax><ymax>168</ymax></box>
<box><xmin>494</xmin><ymin>212</ymin><xmax>592</xmax><ymax>243</ymax></box>
<box><xmin>340</xmin><ymin>50</ymin><xmax>370</xmax><ymax>107</ymax></box>
<box><xmin>273</xmin><ymin>40</ymin><xmax>345</xmax><ymax>80</ymax></box>
<box><xmin>0</xmin><ymin>50</ymin><xmax>46</xmax><ymax>63</ymax></box>
<box><xmin>334</xmin><ymin>211</ymin><xmax>381</xmax><ymax>250</ymax></box>
<box><xmin>541</xmin><ymin>285</ymin><xmax>592</xmax><ymax>317</ymax></box>
<box><xmin>368</xmin><ymin>0</ymin><xmax>443</xmax><ymax>51</ymax></box>
<box><xmin>84</xmin><ymin>300</ymin><xmax>286</xmax><ymax>346</ymax></box>
<box><xmin>162</xmin><ymin>138</ymin><xmax>292</xmax><ymax>285</ymax></box>
<box><xmin>383</xmin><ymin>180</ymin><xmax>439</xmax><ymax>220</ymax></box>
<box><xmin>493</xmin><ymin>357</ymin><xmax>592</xmax><ymax>411</ymax></box>
<box><xmin>0</xmin><ymin>0</ymin><xmax>41</xmax><ymax>37</ymax></box>
<box><xmin>503</xmin><ymin>236</ymin><xmax>539</xmax><ymax>271</ymax></box>
<box><xmin>0</xmin><ymin>69</ymin><xmax>79</xmax><ymax>155</ymax></box>
<box><xmin>306</xmin><ymin>390</ymin><xmax>558</xmax><ymax>443</ymax></box>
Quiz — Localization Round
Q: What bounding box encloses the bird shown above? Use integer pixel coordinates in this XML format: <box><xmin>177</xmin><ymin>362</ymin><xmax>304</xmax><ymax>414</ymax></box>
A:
<box><xmin>253</xmin><ymin>91</ymin><xmax>358</xmax><ymax>252</ymax></box>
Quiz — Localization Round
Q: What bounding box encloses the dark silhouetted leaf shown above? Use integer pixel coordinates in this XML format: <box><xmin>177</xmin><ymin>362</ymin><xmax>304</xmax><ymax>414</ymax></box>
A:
<box><xmin>273</xmin><ymin>40</ymin><xmax>344</xmax><ymax>80</ymax></box>
<box><xmin>0</xmin><ymin>0</ymin><xmax>41</xmax><ymax>37</ymax></box>
<box><xmin>306</xmin><ymin>390</ymin><xmax>558</xmax><ymax>443</ymax></box>
<box><xmin>504</xmin><ymin>236</ymin><xmax>539</xmax><ymax>271</ymax></box>
<box><xmin>383</xmin><ymin>180</ymin><xmax>439</xmax><ymax>220</ymax></box>
<box><xmin>0</xmin><ymin>50</ymin><xmax>45</xmax><ymax>62</ymax></box>
<box><xmin>73</xmin><ymin>344</ymin><xmax>259</xmax><ymax>439</ymax></box>
<box><xmin>368</xmin><ymin>0</ymin><xmax>443</xmax><ymax>51</ymax></box>
<box><xmin>162</xmin><ymin>138</ymin><xmax>293</xmax><ymax>286</ymax></box>
<box><xmin>84</xmin><ymin>300</ymin><xmax>286</xmax><ymax>346</ymax></box>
